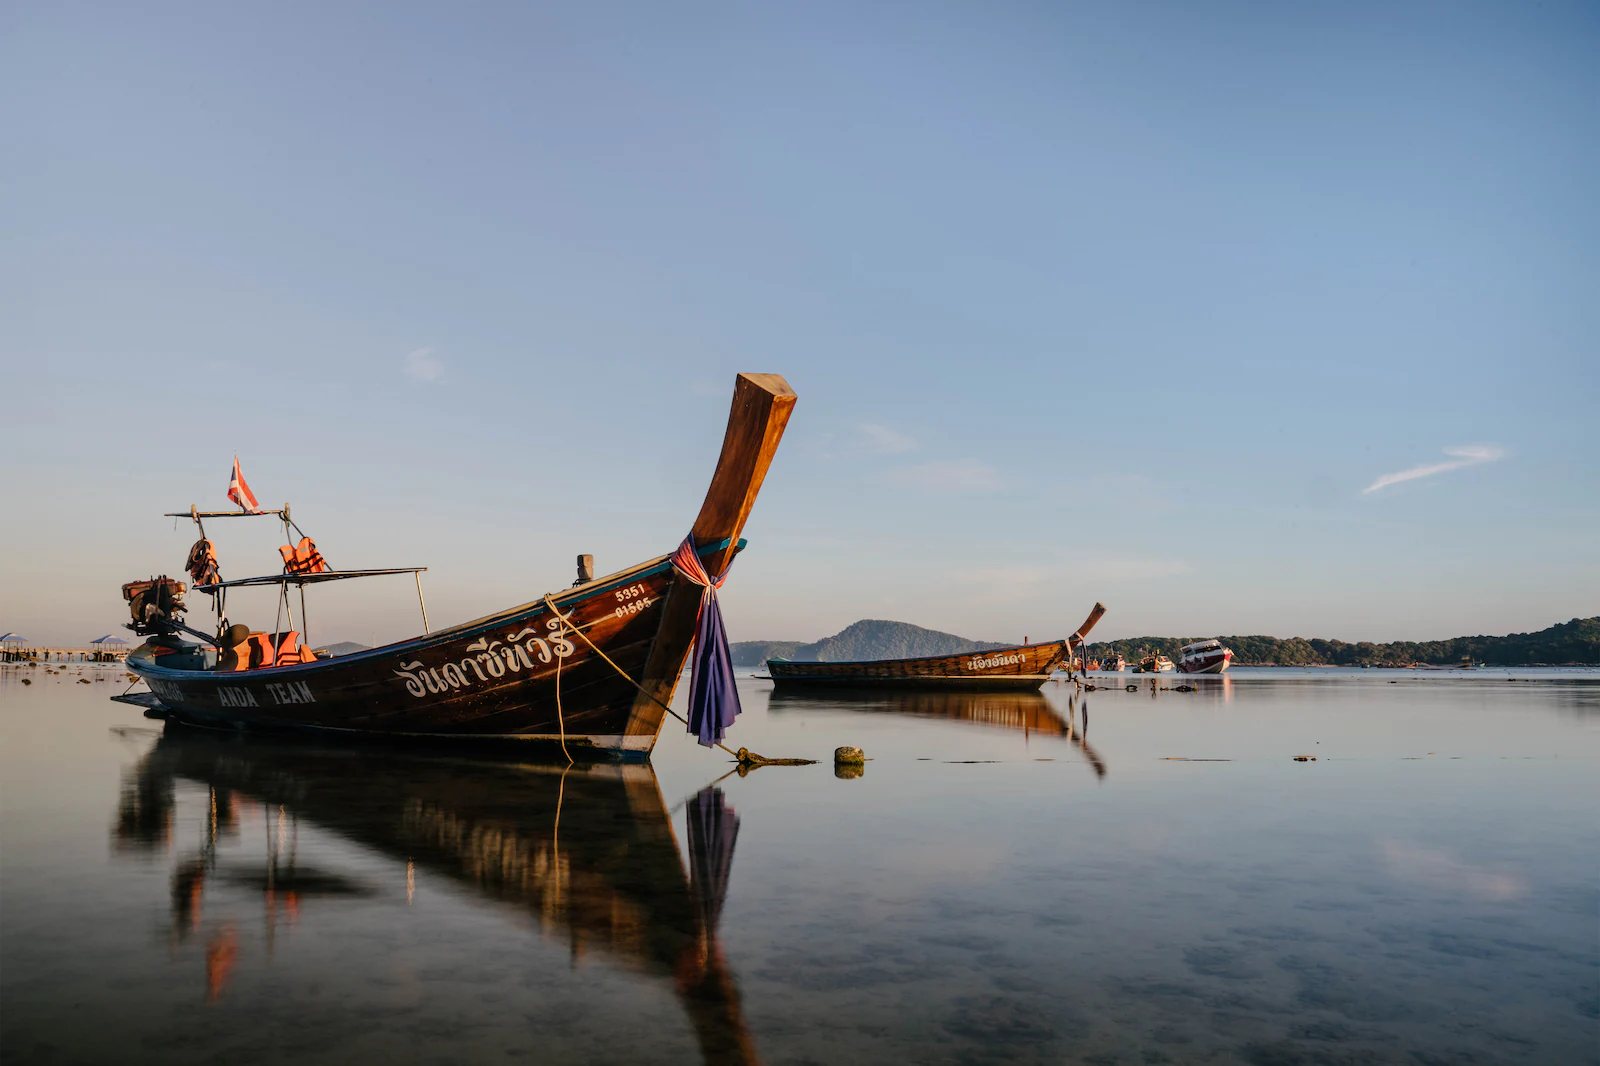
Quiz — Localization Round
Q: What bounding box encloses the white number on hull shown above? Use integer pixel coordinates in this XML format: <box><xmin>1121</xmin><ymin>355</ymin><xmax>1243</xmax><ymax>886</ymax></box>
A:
<box><xmin>614</xmin><ymin>596</ymin><xmax>655</xmax><ymax>619</ymax></box>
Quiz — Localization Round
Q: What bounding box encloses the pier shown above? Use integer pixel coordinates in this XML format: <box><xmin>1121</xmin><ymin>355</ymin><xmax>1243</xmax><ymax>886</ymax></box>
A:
<box><xmin>2</xmin><ymin>646</ymin><xmax>128</xmax><ymax>663</ymax></box>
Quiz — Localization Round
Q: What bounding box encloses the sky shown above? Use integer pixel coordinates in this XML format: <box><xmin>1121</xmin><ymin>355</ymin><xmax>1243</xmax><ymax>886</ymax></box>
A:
<box><xmin>2</xmin><ymin>1</ymin><xmax>1596</xmax><ymax>649</ymax></box>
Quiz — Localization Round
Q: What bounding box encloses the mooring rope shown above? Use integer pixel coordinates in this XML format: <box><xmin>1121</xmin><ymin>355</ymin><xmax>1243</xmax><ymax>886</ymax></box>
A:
<box><xmin>540</xmin><ymin>594</ymin><xmax>814</xmax><ymax>767</ymax></box>
<box><xmin>553</xmin><ymin>614</ymin><xmax>573</xmax><ymax>766</ymax></box>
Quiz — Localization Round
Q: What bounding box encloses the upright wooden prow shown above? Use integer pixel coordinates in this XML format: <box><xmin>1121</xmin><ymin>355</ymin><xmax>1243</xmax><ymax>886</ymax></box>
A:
<box><xmin>626</xmin><ymin>373</ymin><xmax>797</xmax><ymax>741</ymax></box>
<box><xmin>1072</xmin><ymin>603</ymin><xmax>1107</xmax><ymax>644</ymax></box>
<box><xmin>689</xmin><ymin>373</ymin><xmax>798</xmax><ymax>578</ymax></box>
<box><xmin>1068</xmin><ymin>602</ymin><xmax>1107</xmax><ymax>674</ymax></box>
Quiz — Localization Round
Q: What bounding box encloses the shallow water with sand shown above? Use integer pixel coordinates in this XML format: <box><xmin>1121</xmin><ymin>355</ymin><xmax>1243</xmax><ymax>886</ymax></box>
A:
<box><xmin>3</xmin><ymin>665</ymin><xmax>1596</xmax><ymax>1064</ymax></box>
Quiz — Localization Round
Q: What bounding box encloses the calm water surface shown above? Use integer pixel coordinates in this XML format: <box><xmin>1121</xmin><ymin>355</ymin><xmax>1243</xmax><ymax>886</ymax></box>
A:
<box><xmin>3</xmin><ymin>665</ymin><xmax>1597</xmax><ymax>1065</ymax></box>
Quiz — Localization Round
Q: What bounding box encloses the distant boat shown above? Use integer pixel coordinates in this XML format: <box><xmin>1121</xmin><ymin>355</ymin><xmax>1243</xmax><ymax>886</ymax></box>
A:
<box><xmin>768</xmin><ymin>604</ymin><xmax>1106</xmax><ymax>692</ymax></box>
<box><xmin>1100</xmin><ymin>653</ymin><xmax>1126</xmax><ymax>672</ymax></box>
<box><xmin>1177</xmin><ymin>639</ymin><xmax>1233</xmax><ymax>674</ymax></box>
<box><xmin>1133</xmin><ymin>654</ymin><xmax>1175</xmax><ymax>674</ymax></box>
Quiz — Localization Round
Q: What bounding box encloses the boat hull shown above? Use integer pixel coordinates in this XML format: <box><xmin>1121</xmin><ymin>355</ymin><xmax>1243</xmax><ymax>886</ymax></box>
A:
<box><xmin>767</xmin><ymin>640</ymin><xmax>1068</xmax><ymax>692</ymax></box>
<box><xmin>1178</xmin><ymin>651</ymin><xmax>1232</xmax><ymax>674</ymax></box>
<box><xmin>126</xmin><ymin>550</ymin><xmax>697</xmax><ymax>760</ymax></box>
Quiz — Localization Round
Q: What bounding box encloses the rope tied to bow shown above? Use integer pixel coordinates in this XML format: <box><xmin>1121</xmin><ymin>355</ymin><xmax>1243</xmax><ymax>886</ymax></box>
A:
<box><xmin>538</xmin><ymin>536</ymin><xmax>816</xmax><ymax>768</ymax></box>
<box><xmin>669</xmin><ymin>536</ymin><xmax>742</xmax><ymax>748</ymax></box>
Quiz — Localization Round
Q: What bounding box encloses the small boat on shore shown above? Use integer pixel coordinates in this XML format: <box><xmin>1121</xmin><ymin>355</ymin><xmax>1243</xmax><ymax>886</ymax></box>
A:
<box><xmin>116</xmin><ymin>373</ymin><xmax>796</xmax><ymax>761</ymax></box>
<box><xmin>1178</xmin><ymin>639</ymin><xmax>1233</xmax><ymax>674</ymax></box>
<box><xmin>1132</xmin><ymin>654</ymin><xmax>1175</xmax><ymax>674</ymax></box>
<box><xmin>767</xmin><ymin>604</ymin><xmax>1106</xmax><ymax>692</ymax></box>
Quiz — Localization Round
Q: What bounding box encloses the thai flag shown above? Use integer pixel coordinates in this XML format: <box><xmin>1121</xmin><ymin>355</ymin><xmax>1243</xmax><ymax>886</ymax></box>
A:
<box><xmin>227</xmin><ymin>456</ymin><xmax>259</xmax><ymax>512</ymax></box>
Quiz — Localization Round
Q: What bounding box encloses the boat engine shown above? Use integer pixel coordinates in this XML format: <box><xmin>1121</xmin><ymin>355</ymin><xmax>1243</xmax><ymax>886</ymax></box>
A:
<box><xmin>122</xmin><ymin>576</ymin><xmax>188</xmax><ymax>636</ymax></box>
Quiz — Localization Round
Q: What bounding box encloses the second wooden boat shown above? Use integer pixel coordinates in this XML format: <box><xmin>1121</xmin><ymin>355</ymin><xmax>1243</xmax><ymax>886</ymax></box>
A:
<box><xmin>766</xmin><ymin>604</ymin><xmax>1105</xmax><ymax>691</ymax></box>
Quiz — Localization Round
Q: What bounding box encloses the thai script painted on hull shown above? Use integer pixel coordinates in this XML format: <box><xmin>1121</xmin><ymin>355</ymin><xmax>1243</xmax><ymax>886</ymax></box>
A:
<box><xmin>968</xmin><ymin>653</ymin><xmax>1024</xmax><ymax>671</ymax></box>
<box><xmin>394</xmin><ymin>619</ymin><xmax>577</xmax><ymax>698</ymax></box>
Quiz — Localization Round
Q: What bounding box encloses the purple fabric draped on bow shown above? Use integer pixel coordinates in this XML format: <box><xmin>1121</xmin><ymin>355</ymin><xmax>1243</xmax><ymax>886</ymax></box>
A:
<box><xmin>670</xmin><ymin>536</ymin><xmax>742</xmax><ymax>747</ymax></box>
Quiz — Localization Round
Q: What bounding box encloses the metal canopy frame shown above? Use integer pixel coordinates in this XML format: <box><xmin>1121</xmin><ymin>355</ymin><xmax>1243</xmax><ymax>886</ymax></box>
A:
<box><xmin>194</xmin><ymin>568</ymin><xmax>427</xmax><ymax>592</ymax></box>
<box><xmin>167</xmin><ymin>500</ymin><xmax>434</xmax><ymax>642</ymax></box>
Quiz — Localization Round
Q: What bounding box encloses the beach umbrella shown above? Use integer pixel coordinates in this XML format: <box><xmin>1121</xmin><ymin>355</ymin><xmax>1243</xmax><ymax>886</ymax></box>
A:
<box><xmin>89</xmin><ymin>635</ymin><xmax>128</xmax><ymax>645</ymax></box>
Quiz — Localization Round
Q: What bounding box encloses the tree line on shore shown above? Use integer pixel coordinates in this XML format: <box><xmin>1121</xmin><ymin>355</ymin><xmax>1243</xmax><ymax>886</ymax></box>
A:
<box><xmin>1088</xmin><ymin>617</ymin><xmax>1599</xmax><ymax>667</ymax></box>
<box><xmin>730</xmin><ymin>617</ymin><xmax>1599</xmax><ymax>668</ymax></box>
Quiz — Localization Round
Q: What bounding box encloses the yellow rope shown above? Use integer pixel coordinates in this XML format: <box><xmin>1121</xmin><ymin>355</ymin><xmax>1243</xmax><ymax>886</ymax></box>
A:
<box><xmin>541</xmin><ymin>595</ymin><xmax>738</xmax><ymax>756</ymax></box>
<box><xmin>540</xmin><ymin>594</ymin><xmax>813</xmax><ymax>766</ymax></box>
<box><xmin>553</xmin><ymin>616</ymin><xmax>572</xmax><ymax>765</ymax></box>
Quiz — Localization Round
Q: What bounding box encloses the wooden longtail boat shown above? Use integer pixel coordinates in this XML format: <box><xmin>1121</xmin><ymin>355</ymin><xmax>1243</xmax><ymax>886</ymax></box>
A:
<box><xmin>765</xmin><ymin>603</ymin><xmax>1106</xmax><ymax>691</ymax></box>
<box><xmin>115</xmin><ymin>730</ymin><xmax>759</xmax><ymax>1064</ymax></box>
<box><xmin>118</xmin><ymin>373</ymin><xmax>796</xmax><ymax>761</ymax></box>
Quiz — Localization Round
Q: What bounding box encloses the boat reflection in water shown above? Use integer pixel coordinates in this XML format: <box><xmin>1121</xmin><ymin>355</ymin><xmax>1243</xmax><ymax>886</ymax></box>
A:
<box><xmin>768</xmin><ymin>688</ymin><xmax>1107</xmax><ymax>778</ymax></box>
<box><xmin>1188</xmin><ymin>673</ymin><xmax>1236</xmax><ymax>702</ymax></box>
<box><xmin>113</xmin><ymin>727</ymin><xmax>760</xmax><ymax>1064</ymax></box>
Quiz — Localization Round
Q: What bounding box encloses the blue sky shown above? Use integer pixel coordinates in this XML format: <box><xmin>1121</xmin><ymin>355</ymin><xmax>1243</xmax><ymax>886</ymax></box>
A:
<box><xmin>3</xmin><ymin>1</ymin><xmax>1596</xmax><ymax>648</ymax></box>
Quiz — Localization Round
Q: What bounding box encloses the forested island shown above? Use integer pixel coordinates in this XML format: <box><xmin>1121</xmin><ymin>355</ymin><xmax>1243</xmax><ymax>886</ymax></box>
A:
<box><xmin>733</xmin><ymin>617</ymin><xmax>1600</xmax><ymax>668</ymax></box>
<box><xmin>1089</xmin><ymin>617</ymin><xmax>1598</xmax><ymax>666</ymax></box>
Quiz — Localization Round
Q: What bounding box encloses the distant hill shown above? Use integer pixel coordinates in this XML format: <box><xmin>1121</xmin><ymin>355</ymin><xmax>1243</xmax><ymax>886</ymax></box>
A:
<box><xmin>1087</xmin><ymin>617</ymin><xmax>1600</xmax><ymax>667</ymax></box>
<box><xmin>731</xmin><ymin>620</ymin><xmax>1008</xmax><ymax>667</ymax></box>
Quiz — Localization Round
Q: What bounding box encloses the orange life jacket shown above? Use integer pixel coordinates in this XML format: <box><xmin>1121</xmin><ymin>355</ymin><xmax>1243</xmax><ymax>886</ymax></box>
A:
<box><xmin>278</xmin><ymin>537</ymin><xmax>329</xmax><ymax>575</ymax></box>
<box><xmin>245</xmin><ymin>633</ymin><xmax>275</xmax><ymax>669</ymax></box>
<box><xmin>263</xmin><ymin>631</ymin><xmax>317</xmax><ymax>667</ymax></box>
<box><xmin>185</xmin><ymin>538</ymin><xmax>219</xmax><ymax>586</ymax></box>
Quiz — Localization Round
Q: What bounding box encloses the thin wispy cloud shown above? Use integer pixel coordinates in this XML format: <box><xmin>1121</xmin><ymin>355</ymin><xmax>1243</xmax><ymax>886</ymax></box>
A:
<box><xmin>403</xmin><ymin>347</ymin><xmax>442</xmax><ymax>382</ymax></box>
<box><xmin>857</xmin><ymin>422</ymin><xmax>918</xmax><ymax>454</ymax></box>
<box><xmin>1363</xmin><ymin>445</ymin><xmax>1504</xmax><ymax>494</ymax></box>
<box><xmin>887</xmin><ymin>458</ymin><xmax>1003</xmax><ymax>492</ymax></box>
